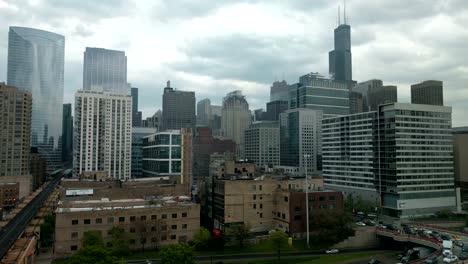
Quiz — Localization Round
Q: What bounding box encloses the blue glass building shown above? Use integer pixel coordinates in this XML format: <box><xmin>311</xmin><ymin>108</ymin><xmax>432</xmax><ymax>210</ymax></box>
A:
<box><xmin>7</xmin><ymin>27</ymin><xmax>65</xmax><ymax>170</ymax></box>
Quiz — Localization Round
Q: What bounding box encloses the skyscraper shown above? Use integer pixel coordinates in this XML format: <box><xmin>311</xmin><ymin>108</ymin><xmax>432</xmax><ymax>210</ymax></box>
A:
<box><xmin>211</xmin><ymin>105</ymin><xmax>222</xmax><ymax>136</ymax></box>
<box><xmin>279</xmin><ymin>108</ymin><xmax>322</xmax><ymax>175</ymax></box>
<box><xmin>62</xmin><ymin>103</ymin><xmax>73</xmax><ymax>163</ymax></box>
<box><xmin>83</xmin><ymin>47</ymin><xmax>128</xmax><ymax>93</ymax></box>
<box><xmin>162</xmin><ymin>81</ymin><xmax>196</xmax><ymax>131</ymax></box>
<box><xmin>142</xmin><ymin>110</ymin><xmax>162</xmax><ymax>130</ymax></box>
<box><xmin>244</xmin><ymin>121</ymin><xmax>280</xmax><ymax>168</ymax></box>
<box><xmin>411</xmin><ymin>80</ymin><xmax>444</xmax><ymax>106</ymax></box>
<box><xmin>270</xmin><ymin>80</ymin><xmax>289</xmax><ymax>102</ymax></box>
<box><xmin>74</xmin><ymin>90</ymin><xmax>132</xmax><ymax>180</ymax></box>
<box><xmin>352</xmin><ymin>79</ymin><xmax>383</xmax><ymax>112</ymax></box>
<box><xmin>7</xmin><ymin>26</ymin><xmax>65</xmax><ymax>170</ymax></box>
<box><xmin>265</xmin><ymin>100</ymin><xmax>288</xmax><ymax>121</ymax></box>
<box><xmin>131</xmin><ymin>87</ymin><xmax>142</xmax><ymax>126</ymax></box>
<box><xmin>329</xmin><ymin>15</ymin><xmax>352</xmax><ymax>81</ymax></box>
<box><xmin>368</xmin><ymin>85</ymin><xmax>398</xmax><ymax>111</ymax></box>
<box><xmin>197</xmin><ymin>98</ymin><xmax>212</xmax><ymax>127</ymax></box>
<box><xmin>221</xmin><ymin>90</ymin><xmax>251</xmax><ymax>157</ymax></box>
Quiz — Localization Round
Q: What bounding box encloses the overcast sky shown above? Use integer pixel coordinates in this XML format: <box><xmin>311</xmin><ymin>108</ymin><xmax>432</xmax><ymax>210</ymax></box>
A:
<box><xmin>0</xmin><ymin>0</ymin><xmax>467</xmax><ymax>126</ymax></box>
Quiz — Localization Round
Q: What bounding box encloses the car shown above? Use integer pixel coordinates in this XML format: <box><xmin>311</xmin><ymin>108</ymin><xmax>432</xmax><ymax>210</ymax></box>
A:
<box><xmin>424</xmin><ymin>257</ymin><xmax>438</xmax><ymax>264</ymax></box>
<box><xmin>452</xmin><ymin>235</ymin><xmax>462</xmax><ymax>241</ymax></box>
<box><xmin>443</xmin><ymin>255</ymin><xmax>458</xmax><ymax>263</ymax></box>
<box><xmin>367</xmin><ymin>213</ymin><xmax>377</xmax><ymax>218</ymax></box>
<box><xmin>356</xmin><ymin>222</ymin><xmax>366</xmax><ymax>226</ymax></box>
<box><xmin>459</xmin><ymin>253</ymin><xmax>468</xmax><ymax>260</ymax></box>
<box><xmin>455</xmin><ymin>241</ymin><xmax>464</xmax><ymax>248</ymax></box>
<box><xmin>443</xmin><ymin>249</ymin><xmax>453</xmax><ymax>257</ymax></box>
<box><xmin>325</xmin><ymin>249</ymin><xmax>339</xmax><ymax>254</ymax></box>
<box><xmin>368</xmin><ymin>259</ymin><xmax>381</xmax><ymax>264</ymax></box>
<box><xmin>441</xmin><ymin>234</ymin><xmax>451</xmax><ymax>241</ymax></box>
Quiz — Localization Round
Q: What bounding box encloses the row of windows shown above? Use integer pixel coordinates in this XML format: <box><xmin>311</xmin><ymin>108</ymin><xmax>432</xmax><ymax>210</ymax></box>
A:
<box><xmin>70</xmin><ymin>213</ymin><xmax>188</xmax><ymax>225</ymax></box>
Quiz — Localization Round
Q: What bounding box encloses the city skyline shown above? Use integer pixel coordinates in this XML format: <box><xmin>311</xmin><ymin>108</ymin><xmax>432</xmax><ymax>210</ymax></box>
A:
<box><xmin>0</xmin><ymin>1</ymin><xmax>467</xmax><ymax>126</ymax></box>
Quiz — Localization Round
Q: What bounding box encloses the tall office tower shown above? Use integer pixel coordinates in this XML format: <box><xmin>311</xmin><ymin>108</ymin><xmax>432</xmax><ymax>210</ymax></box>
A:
<box><xmin>197</xmin><ymin>98</ymin><xmax>212</xmax><ymax>127</ymax></box>
<box><xmin>132</xmin><ymin>127</ymin><xmax>157</xmax><ymax>178</ymax></box>
<box><xmin>193</xmin><ymin>127</ymin><xmax>236</xmax><ymax>186</ymax></box>
<box><xmin>131</xmin><ymin>87</ymin><xmax>142</xmax><ymax>126</ymax></box>
<box><xmin>323</xmin><ymin>103</ymin><xmax>456</xmax><ymax>217</ymax></box>
<box><xmin>279</xmin><ymin>109</ymin><xmax>322</xmax><ymax>175</ymax></box>
<box><xmin>221</xmin><ymin>90</ymin><xmax>251</xmax><ymax>158</ymax></box>
<box><xmin>453</xmin><ymin>127</ymin><xmax>468</xmax><ymax>204</ymax></box>
<box><xmin>210</xmin><ymin>105</ymin><xmax>222</xmax><ymax>135</ymax></box>
<box><xmin>291</xmin><ymin>72</ymin><xmax>349</xmax><ymax>118</ymax></box>
<box><xmin>352</xmin><ymin>79</ymin><xmax>383</xmax><ymax>112</ymax></box>
<box><xmin>265</xmin><ymin>100</ymin><xmax>288</xmax><ymax>121</ymax></box>
<box><xmin>270</xmin><ymin>80</ymin><xmax>289</xmax><ymax>102</ymax></box>
<box><xmin>244</xmin><ymin>121</ymin><xmax>280</xmax><ymax>168</ymax></box>
<box><xmin>142</xmin><ymin>128</ymin><xmax>193</xmax><ymax>194</ymax></box>
<box><xmin>349</xmin><ymin>91</ymin><xmax>364</xmax><ymax>114</ymax></box>
<box><xmin>74</xmin><ymin>90</ymin><xmax>132</xmax><ymax>180</ymax></box>
<box><xmin>253</xmin><ymin>108</ymin><xmax>265</xmax><ymax>122</ymax></box>
<box><xmin>7</xmin><ymin>27</ymin><xmax>64</xmax><ymax>170</ymax></box>
<box><xmin>328</xmin><ymin>10</ymin><xmax>352</xmax><ymax>81</ymax></box>
<box><xmin>83</xmin><ymin>47</ymin><xmax>128</xmax><ymax>93</ymax></box>
<box><xmin>162</xmin><ymin>81</ymin><xmax>196</xmax><ymax>130</ymax></box>
<box><xmin>368</xmin><ymin>85</ymin><xmax>397</xmax><ymax>111</ymax></box>
<box><xmin>142</xmin><ymin>110</ymin><xmax>162</xmax><ymax>130</ymax></box>
<box><xmin>62</xmin><ymin>103</ymin><xmax>73</xmax><ymax>163</ymax></box>
<box><xmin>0</xmin><ymin>83</ymin><xmax>32</xmax><ymax>177</ymax></box>
<box><xmin>411</xmin><ymin>80</ymin><xmax>444</xmax><ymax>106</ymax></box>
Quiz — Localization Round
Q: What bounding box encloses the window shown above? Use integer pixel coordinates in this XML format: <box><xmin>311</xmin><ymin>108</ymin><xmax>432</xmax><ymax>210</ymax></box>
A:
<box><xmin>171</xmin><ymin>225</ymin><xmax>177</xmax><ymax>230</ymax></box>
<box><xmin>172</xmin><ymin>213</ymin><xmax>177</xmax><ymax>219</ymax></box>
<box><xmin>294</xmin><ymin>215</ymin><xmax>302</xmax><ymax>221</ymax></box>
<box><xmin>182</xmin><ymin>224</ymin><xmax>187</xmax><ymax>229</ymax></box>
<box><xmin>141</xmin><ymin>215</ymin><xmax>147</xmax><ymax>221</ymax></box>
<box><xmin>284</xmin><ymin>197</ymin><xmax>288</xmax><ymax>202</ymax></box>
<box><xmin>151</xmin><ymin>215</ymin><xmax>157</xmax><ymax>220</ymax></box>
<box><xmin>329</xmin><ymin>204</ymin><xmax>335</xmax><ymax>209</ymax></box>
<box><xmin>130</xmin><ymin>227</ymin><xmax>136</xmax><ymax>233</ymax></box>
<box><xmin>71</xmin><ymin>220</ymin><xmax>78</xmax><ymax>225</ymax></box>
<box><xmin>151</xmin><ymin>237</ymin><xmax>158</xmax><ymax>243</ymax></box>
<box><xmin>319</xmin><ymin>196</ymin><xmax>325</xmax><ymax>201</ymax></box>
<box><xmin>170</xmin><ymin>235</ymin><xmax>177</xmax><ymax>240</ymax></box>
<box><xmin>129</xmin><ymin>239</ymin><xmax>135</xmax><ymax>245</ymax></box>
<box><xmin>253</xmin><ymin>194</ymin><xmax>256</xmax><ymax>200</ymax></box>
<box><xmin>70</xmin><ymin>245</ymin><xmax>78</xmax><ymax>251</ymax></box>
<box><xmin>96</xmin><ymin>218</ymin><xmax>102</xmax><ymax>224</ymax></box>
<box><xmin>294</xmin><ymin>206</ymin><xmax>301</xmax><ymax>212</ymax></box>
<box><xmin>329</xmin><ymin>196</ymin><xmax>335</xmax><ymax>201</ymax></box>
<box><xmin>161</xmin><ymin>235</ymin><xmax>167</xmax><ymax>241</ymax></box>
<box><xmin>107</xmin><ymin>217</ymin><xmax>114</xmax><ymax>224</ymax></box>
<box><xmin>253</xmin><ymin>204</ymin><xmax>256</xmax><ymax>209</ymax></box>
<box><xmin>84</xmin><ymin>219</ymin><xmax>91</xmax><ymax>225</ymax></box>
<box><xmin>130</xmin><ymin>216</ymin><xmax>136</xmax><ymax>222</ymax></box>
<box><xmin>182</xmin><ymin>212</ymin><xmax>187</xmax><ymax>218</ymax></box>
<box><xmin>282</xmin><ymin>213</ymin><xmax>285</xmax><ymax>219</ymax></box>
<box><xmin>259</xmin><ymin>213</ymin><xmax>263</xmax><ymax>218</ymax></box>
<box><xmin>71</xmin><ymin>232</ymin><xmax>78</xmax><ymax>239</ymax></box>
<box><xmin>119</xmin><ymin>217</ymin><xmax>125</xmax><ymax>223</ymax></box>
<box><xmin>308</xmin><ymin>196</ymin><xmax>316</xmax><ymax>202</ymax></box>
<box><xmin>162</xmin><ymin>214</ymin><xmax>167</xmax><ymax>219</ymax></box>
<box><xmin>162</xmin><ymin>225</ymin><xmax>167</xmax><ymax>231</ymax></box>
<box><xmin>260</xmin><ymin>204</ymin><xmax>263</xmax><ymax>209</ymax></box>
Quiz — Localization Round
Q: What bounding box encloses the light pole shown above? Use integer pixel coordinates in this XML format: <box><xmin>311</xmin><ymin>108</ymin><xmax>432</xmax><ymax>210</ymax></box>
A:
<box><xmin>304</xmin><ymin>154</ymin><xmax>311</xmax><ymax>248</ymax></box>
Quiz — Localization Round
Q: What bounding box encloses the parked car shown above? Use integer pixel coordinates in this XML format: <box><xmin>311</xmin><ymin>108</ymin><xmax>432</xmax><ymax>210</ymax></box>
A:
<box><xmin>356</xmin><ymin>222</ymin><xmax>366</xmax><ymax>226</ymax></box>
<box><xmin>452</xmin><ymin>235</ymin><xmax>462</xmax><ymax>241</ymax></box>
<box><xmin>325</xmin><ymin>249</ymin><xmax>339</xmax><ymax>254</ymax></box>
<box><xmin>441</xmin><ymin>234</ymin><xmax>451</xmax><ymax>241</ymax></box>
<box><xmin>443</xmin><ymin>249</ymin><xmax>453</xmax><ymax>257</ymax></box>
<box><xmin>368</xmin><ymin>259</ymin><xmax>381</xmax><ymax>264</ymax></box>
<box><xmin>443</xmin><ymin>255</ymin><xmax>458</xmax><ymax>263</ymax></box>
<box><xmin>459</xmin><ymin>253</ymin><xmax>468</xmax><ymax>260</ymax></box>
<box><xmin>424</xmin><ymin>257</ymin><xmax>438</xmax><ymax>264</ymax></box>
<box><xmin>455</xmin><ymin>241</ymin><xmax>464</xmax><ymax>248</ymax></box>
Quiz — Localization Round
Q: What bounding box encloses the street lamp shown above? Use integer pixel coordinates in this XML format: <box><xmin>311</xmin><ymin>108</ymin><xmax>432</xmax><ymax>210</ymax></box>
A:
<box><xmin>303</xmin><ymin>154</ymin><xmax>311</xmax><ymax>248</ymax></box>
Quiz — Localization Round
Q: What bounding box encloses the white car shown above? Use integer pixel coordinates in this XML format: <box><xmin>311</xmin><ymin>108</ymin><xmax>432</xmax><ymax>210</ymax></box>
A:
<box><xmin>356</xmin><ymin>222</ymin><xmax>366</xmax><ymax>226</ymax></box>
<box><xmin>443</xmin><ymin>255</ymin><xmax>458</xmax><ymax>263</ymax></box>
<box><xmin>325</xmin><ymin>249</ymin><xmax>339</xmax><ymax>254</ymax></box>
<box><xmin>442</xmin><ymin>249</ymin><xmax>453</xmax><ymax>257</ymax></box>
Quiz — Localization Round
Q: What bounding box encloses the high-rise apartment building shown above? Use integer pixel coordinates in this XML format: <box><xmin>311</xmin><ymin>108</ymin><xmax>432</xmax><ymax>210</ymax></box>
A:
<box><xmin>74</xmin><ymin>90</ymin><xmax>132</xmax><ymax>180</ymax></box>
<box><xmin>62</xmin><ymin>103</ymin><xmax>73</xmax><ymax>163</ymax></box>
<box><xmin>132</xmin><ymin>127</ymin><xmax>157</xmax><ymax>178</ymax></box>
<box><xmin>270</xmin><ymin>80</ymin><xmax>289</xmax><ymax>102</ymax></box>
<box><xmin>131</xmin><ymin>87</ymin><xmax>142</xmax><ymax>127</ymax></box>
<box><xmin>83</xmin><ymin>47</ymin><xmax>128</xmax><ymax>93</ymax></box>
<box><xmin>162</xmin><ymin>81</ymin><xmax>196</xmax><ymax>131</ymax></box>
<box><xmin>323</xmin><ymin>103</ymin><xmax>456</xmax><ymax>217</ymax></box>
<box><xmin>7</xmin><ymin>26</ymin><xmax>64</xmax><ymax>170</ymax></box>
<box><xmin>279</xmin><ymin>108</ymin><xmax>323</xmax><ymax>175</ymax></box>
<box><xmin>329</xmin><ymin>20</ymin><xmax>352</xmax><ymax>81</ymax></box>
<box><xmin>0</xmin><ymin>83</ymin><xmax>32</xmax><ymax>177</ymax></box>
<box><xmin>411</xmin><ymin>80</ymin><xmax>444</xmax><ymax>106</ymax></box>
<box><xmin>244</xmin><ymin>121</ymin><xmax>280</xmax><ymax>168</ymax></box>
<box><xmin>197</xmin><ymin>98</ymin><xmax>211</xmax><ymax>127</ymax></box>
<box><xmin>291</xmin><ymin>73</ymin><xmax>349</xmax><ymax>118</ymax></box>
<box><xmin>221</xmin><ymin>91</ymin><xmax>251</xmax><ymax>157</ymax></box>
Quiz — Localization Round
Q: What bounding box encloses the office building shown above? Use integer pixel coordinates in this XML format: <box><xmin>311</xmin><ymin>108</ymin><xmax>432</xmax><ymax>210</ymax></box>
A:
<box><xmin>265</xmin><ymin>100</ymin><xmax>288</xmax><ymax>121</ymax></box>
<box><xmin>62</xmin><ymin>103</ymin><xmax>73</xmax><ymax>163</ymax></box>
<box><xmin>329</xmin><ymin>16</ymin><xmax>352</xmax><ymax>81</ymax></box>
<box><xmin>279</xmin><ymin>108</ymin><xmax>323</xmax><ymax>175</ymax></box>
<box><xmin>143</xmin><ymin>110</ymin><xmax>162</xmax><ymax>130</ymax></box>
<box><xmin>142</xmin><ymin>129</ymin><xmax>193</xmax><ymax>193</ymax></box>
<box><xmin>270</xmin><ymin>80</ymin><xmax>289</xmax><ymax>102</ymax></box>
<box><xmin>244</xmin><ymin>121</ymin><xmax>280</xmax><ymax>168</ymax></box>
<box><xmin>291</xmin><ymin>73</ymin><xmax>349</xmax><ymax>118</ymax></box>
<box><xmin>83</xmin><ymin>47</ymin><xmax>128</xmax><ymax>93</ymax></box>
<box><xmin>368</xmin><ymin>85</ymin><xmax>397</xmax><ymax>111</ymax></box>
<box><xmin>411</xmin><ymin>80</ymin><xmax>444</xmax><ymax>106</ymax></box>
<box><xmin>131</xmin><ymin>87</ymin><xmax>142</xmax><ymax>127</ymax></box>
<box><xmin>74</xmin><ymin>90</ymin><xmax>132</xmax><ymax>180</ymax></box>
<box><xmin>253</xmin><ymin>109</ymin><xmax>265</xmax><ymax>122</ymax></box>
<box><xmin>211</xmin><ymin>105</ymin><xmax>222</xmax><ymax>135</ymax></box>
<box><xmin>221</xmin><ymin>91</ymin><xmax>251</xmax><ymax>157</ymax></box>
<box><xmin>197</xmin><ymin>98</ymin><xmax>211</xmax><ymax>127</ymax></box>
<box><xmin>323</xmin><ymin>103</ymin><xmax>456</xmax><ymax>217</ymax></box>
<box><xmin>453</xmin><ymin>127</ymin><xmax>468</xmax><ymax>206</ymax></box>
<box><xmin>7</xmin><ymin>26</ymin><xmax>64</xmax><ymax>170</ymax></box>
<box><xmin>132</xmin><ymin>127</ymin><xmax>157</xmax><ymax>178</ymax></box>
<box><xmin>352</xmin><ymin>79</ymin><xmax>383</xmax><ymax>112</ymax></box>
<box><xmin>193</xmin><ymin>127</ymin><xmax>235</xmax><ymax>186</ymax></box>
<box><xmin>162</xmin><ymin>81</ymin><xmax>196</xmax><ymax>130</ymax></box>
<box><xmin>30</xmin><ymin>147</ymin><xmax>47</xmax><ymax>190</ymax></box>
<box><xmin>349</xmin><ymin>91</ymin><xmax>364</xmax><ymax>114</ymax></box>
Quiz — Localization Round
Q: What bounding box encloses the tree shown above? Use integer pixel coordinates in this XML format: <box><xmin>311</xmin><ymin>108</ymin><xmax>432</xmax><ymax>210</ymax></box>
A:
<box><xmin>40</xmin><ymin>214</ymin><xmax>55</xmax><ymax>247</ymax></box>
<box><xmin>309</xmin><ymin>210</ymin><xmax>354</xmax><ymax>245</ymax></box>
<box><xmin>192</xmin><ymin>227</ymin><xmax>211</xmax><ymax>250</ymax></box>
<box><xmin>269</xmin><ymin>230</ymin><xmax>288</xmax><ymax>261</ymax></box>
<box><xmin>159</xmin><ymin>244</ymin><xmax>195</xmax><ymax>264</ymax></box>
<box><xmin>81</xmin><ymin>230</ymin><xmax>104</xmax><ymax>248</ymax></box>
<box><xmin>107</xmin><ymin>226</ymin><xmax>131</xmax><ymax>257</ymax></box>
<box><xmin>67</xmin><ymin>245</ymin><xmax>116</xmax><ymax>264</ymax></box>
<box><xmin>226</xmin><ymin>223</ymin><xmax>250</xmax><ymax>248</ymax></box>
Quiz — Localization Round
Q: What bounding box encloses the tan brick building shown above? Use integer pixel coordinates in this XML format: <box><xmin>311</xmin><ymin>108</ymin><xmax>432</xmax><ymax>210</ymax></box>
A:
<box><xmin>0</xmin><ymin>182</ymin><xmax>19</xmax><ymax>208</ymax></box>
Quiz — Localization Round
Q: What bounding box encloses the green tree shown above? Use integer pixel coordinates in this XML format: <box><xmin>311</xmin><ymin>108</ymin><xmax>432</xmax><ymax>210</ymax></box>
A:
<box><xmin>192</xmin><ymin>227</ymin><xmax>211</xmax><ymax>250</ymax></box>
<box><xmin>40</xmin><ymin>214</ymin><xmax>55</xmax><ymax>247</ymax></box>
<box><xmin>81</xmin><ymin>230</ymin><xmax>104</xmax><ymax>248</ymax></box>
<box><xmin>269</xmin><ymin>230</ymin><xmax>289</xmax><ymax>261</ymax></box>
<box><xmin>159</xmin><ymin>244</ymin><xmax>195</xmax><ymax>264</ymax></box>
<box><xmin>309</xmin><ymin>210</ymin><xmax>354</xmax><ymax>245</ymax></box>
<box><xmin>107</xmin><ymin>226</ymin><xmax>131</xmax><ymax>257</ymax></box>
<box><xmin>67</xmin><ymin>245</ymin><xmax>116</xmax><ymax>264</ymax></box>
<box><xmin>226</xmin><ymin>223</ymin><xmax>250</xmax><ymax>248</ymax></box>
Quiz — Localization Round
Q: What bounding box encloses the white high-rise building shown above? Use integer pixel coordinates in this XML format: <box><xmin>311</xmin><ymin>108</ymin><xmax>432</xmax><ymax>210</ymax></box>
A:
<box><xmin>74</xmin><ymin>90</ymin><xmax>132</xmax><ymax>179</ymax></box>
<box><xmin>221</xmin><ymin>91</ymin><xmax>251</xmax><ymax>158</ymax></box>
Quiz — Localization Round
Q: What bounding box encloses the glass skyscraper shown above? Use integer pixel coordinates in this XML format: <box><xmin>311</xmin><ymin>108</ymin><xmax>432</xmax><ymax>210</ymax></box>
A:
<box><xmin>329</xmin><ymin>23</ymin><xmax>352</xmax><ymax>81</ymax></box>
<box><xmin>7</xmin><ymin>26</ymin><xmax>65</xmax><ymax>170</ymax></box>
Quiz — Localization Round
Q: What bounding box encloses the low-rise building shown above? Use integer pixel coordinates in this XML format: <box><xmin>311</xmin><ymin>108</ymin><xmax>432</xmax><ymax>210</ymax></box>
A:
<box><xmin>0</xmin><ymin>182</ymin><xmax>19</xmax><ymax>209</ymax></box>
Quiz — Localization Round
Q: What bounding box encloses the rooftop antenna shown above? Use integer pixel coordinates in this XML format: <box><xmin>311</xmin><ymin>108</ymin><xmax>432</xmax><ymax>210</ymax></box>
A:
<box><xmin>282</xmin><ymin>72</ymin><xmax>285</xmax><ymax>81</ymax></box>
<box><xmin>338</xmin><ymin>5</ymin><xmax>341</xmax><ymax>25</ymax></box>
<box><xmin>344</xmin><ymin>0</ymin><xmax>347</xmax><ymax>25</ymax></box>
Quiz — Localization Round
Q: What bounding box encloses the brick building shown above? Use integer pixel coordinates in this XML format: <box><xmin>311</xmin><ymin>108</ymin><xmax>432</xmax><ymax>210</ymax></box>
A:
<box><xmin>0</xmin><ymin>182</ymin><xmax>19</xmax><ymax>209</ymax></box>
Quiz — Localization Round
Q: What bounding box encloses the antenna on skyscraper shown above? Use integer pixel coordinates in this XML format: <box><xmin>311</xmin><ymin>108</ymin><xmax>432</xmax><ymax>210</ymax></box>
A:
<box><xmin>338</xmin><ymin>6</ymin><xmax>341</xmax><ymax>25</ymax></box>
<box><xmin>344</xmin><ymin>0</ymin><xmax>347</xmax><ymax>25</ymax></box>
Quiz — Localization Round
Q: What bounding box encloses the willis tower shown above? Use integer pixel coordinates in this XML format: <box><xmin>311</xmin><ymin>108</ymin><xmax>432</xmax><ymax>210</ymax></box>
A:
<box><xmin>329</xmin><ymin>6</ymin><xmax>352</xmax><ymax>81</ymax></box>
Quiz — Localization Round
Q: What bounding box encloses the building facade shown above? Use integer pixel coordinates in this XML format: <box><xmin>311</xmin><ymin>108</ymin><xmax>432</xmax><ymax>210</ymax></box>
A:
<box><xmin>62</xmin><ymin>103</ymin><xmax>73</xmax><ymax>163</ymax></box>
<box><xmin>279</xmin><ymin>109</ymin><xmax>323</xmax><ymax>176</ymax></box>
<box><xmin>244</xmin><ymin>121</ymin><xmax>280</xmax><ymax>168</ymax></box>
<box><xmin>74</xmin><ymin>90</ymin><xmax>132</xmax><ymax>180</ymax></box>
<box><xmin>162</xmin><ymin>81</ymin><xmax>196</xmax><ymax>131</ymax></box>
<box><xmin>221</xmin><ymin>91</ymin><xmax>251</xmax><ymax>157</ymax></box>
<box><xmin>83</xmin><ymin>47</ymin><xmax>128</xmax><ymax>93</ymax></box>
<box><xmin>368</xmin><ymin>85</ymin><xmax>397</xmax><ymax>111</ymax></box>
<box><xmin>323</xmin><ymin>103</ymin><xmax>456</xmax><ymax>217</ymax></box>
<box><xmin>131</xmin><ymin>87</ymin><xmax>142</xmax><ymax>127</ymax></box>
<box><xmin>352</xmin><ymin>79</ymin><xmax>383</xmax><ymax>112</ymax></box>
<box><xmin>0</xmin><ymin>183</ymin><xmax>19</xmax><ymax>209</ymax></box>
<box><xmin>265</xmin><ymin>100</ymin><xmax>288</xmax><ymax>121</ymax></box>
<box><xmin>197</xmin><ymin>98</ymin><xmax>211</xmax><ymax>127</ymax></box>
<box><xmin>270</xmin><ymin>80</ymin><xmax>289</xmax><ymax>102</ymax></box>
<box><xmin>143</xmin><ymin>110</ymin><xmax>162</xmax><ymax>130</ymax></box>
<box><xmin>30</xmin><ymin>147</ymin><xmax>47</xmax><ymax>190</ymax></box>
<box><xmin>132</xmin><ymin>127</ymin><xmax>157</xmax><ymax>178</ymax></box>
<box><xmin>453</xmin><ymin>127</ymin><xmax>468</xmax><ymax>207</ymax></box>
<box><xmin>7</xmin><ymin>26</ymin><xmax>65</xmax><ymax>170</ymax></box>
<box><xmin>411</xmin><ymin>80</ymin><xmax>444</xmax><ymax>106</ymax></box>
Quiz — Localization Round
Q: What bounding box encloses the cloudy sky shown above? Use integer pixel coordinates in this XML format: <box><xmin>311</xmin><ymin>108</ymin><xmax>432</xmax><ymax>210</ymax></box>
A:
<box><xmin>0</xmin><ymin>0</ymin><xmax>467</xmax><ymax>126</ymax></box>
